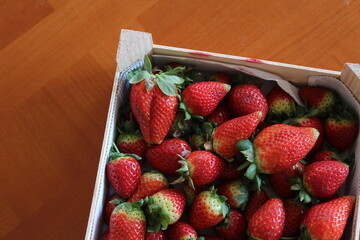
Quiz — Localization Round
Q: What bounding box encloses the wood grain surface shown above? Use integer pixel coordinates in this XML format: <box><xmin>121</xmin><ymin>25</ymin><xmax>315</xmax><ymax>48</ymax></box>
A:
<box><xmin>1</xmin><ymin>0</ymin><xmax>360</xmax><ymax>239</ymax></box>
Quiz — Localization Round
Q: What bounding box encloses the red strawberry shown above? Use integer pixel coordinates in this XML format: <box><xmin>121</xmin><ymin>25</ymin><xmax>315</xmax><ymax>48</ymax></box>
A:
<box><xmin>128</xmin><ymin>171</ymin><xmax>169</xmax><ymax>202</ymax></box>
<box><xmin>103</xmin><ymin>194</ymin><xmax>123</xmax><ymax>225</ymax></box>
<box><xmin>267</xmin><ymin>85</ymin><xmax>296</xmax><ymax>118</ymax></box>
<box><xmin>117</xmin><ymin>130</ymin><xmax>148</xmax><ymax>165</ymax></box>
<box><xmin>268</xmin><ymin>162</ymin><xmax>305</xmax><ymax>199</ymax></box>
<box><xmin>146</xmin><ymin>230</ymin><xmax>167</xmax><ymax>240</ymax></box>
<box><xmin>173</xmin><ymin>151</ymin><xmax>226</xmax><ymax>188</ymax></box>
<box><xmin>189</xmin><ymin>187</ymin><xmax>229</xmax><ymax>230</ymax></box>
<box><xmin>220</xmin><ymin>161</ymin><xmax>243</xmax><ymax>180</ymax></box>
<box><xmin>292</xmin><ymin>116</ymin><xmax>324</xmax><ymax>155</ymax></box>
<box><xmin>209</xmin><ymin>73</ymin><xmax>232</xmax><ymax>85</ymax></box>
<box><xmin>228</xmin><ymin>83</ymin><xmax>268</xmax><ymax>122</ymax></box>
<box><xmin>100</xmin><ymin>230</ymin><xmax>110</xmax><ymax>240</ymax></box>
<box><xmin>312</xmin><ymin>150</ymin><xmax>340</xmax><ymax>162</ymax></box>
<box><xmin>217</xmin><ymin>180</ymin><xmax>248</xmax><ymax>209</ymax></box>
<box><xmin>301</xmin><ymin>195</ymin><xmax>355</xmax><ymax>240</ymax></box>
<box><xmin>299</xmin><ymin>86</ymin><xmax>335</xmax><ymax>117</ymax></box>
<box><xmin>110</xmin><ymin>201</ymin><xmax>146</xmax><ymax>240</ymax></box>
<box><xmin>129</xmin><ymin>56</ymin><xmax>185</xmax><ymax>144</ymax></box>
<box><xmin>248</xmin><ymin>198</ymin><xmax>285</xmax><ymax>240</ymax></box>
<box><xmin>107</xmin><ymin>145</ymin><xmax>141</xmax><ymax>199</ymax></box>
<box><xmin>212</xmin><ymin>111</ymin><xmax>262</xmax><ymax>158</ymax></box>
<box><xmin>206</xmin><ymin>102</ymin><xmax>232</xmax><ymax>126</ymax></box>
<box><xmin>146</xmin><ymin>138</ymin><xmax>191</xmax><ymax>176</ymax></box>
<box><xmin>282</xmin><ymin>200</ymin><xmax>306</xmax><ymax>237</ymax></box>
<box><xmin>181</xmin><ymin>81</ymin><xmax>231</xmax><ymax>117</ymax></box>
<box><xmin>166</xmin><ymin>221</ymin><xmax>197</xmax><ymax>240</ymax></box>
<box><xmin>303</xmin><ymin>160</ymin><xmax>349</xmax><ymax>200</ymax></box>
<box><xmin>215</xmin><ymin>209</ymin><xmax>246</xmax><ymax>240</ymax></box>
<box><xmin>324</xmin><ymin>109</ymin><xmax>358</xmax><ymax>152</ymax></box>
<box><xmin>245</xmin><ymin>189</ymin><xmax>269</xmax><ymax>220</ymax></box>
<box><xmin>145</xmin><ymin>189</ymin><xmax>186</xmax><ymax>231</ymax></box>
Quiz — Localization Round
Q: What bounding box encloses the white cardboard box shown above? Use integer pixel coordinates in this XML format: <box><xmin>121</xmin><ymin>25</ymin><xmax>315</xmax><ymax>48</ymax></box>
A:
<box><xmin>85</xmin><ymin>29</ymin><xmax>360</xmax><ymax>240</ymax></box>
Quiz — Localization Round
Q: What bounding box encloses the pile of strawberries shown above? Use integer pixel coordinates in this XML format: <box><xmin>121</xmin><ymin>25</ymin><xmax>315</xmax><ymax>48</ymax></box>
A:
<box><xmin>100</xmin><ymin>56</ymin><xmax>358</xmax><ymax>240</ymax></box>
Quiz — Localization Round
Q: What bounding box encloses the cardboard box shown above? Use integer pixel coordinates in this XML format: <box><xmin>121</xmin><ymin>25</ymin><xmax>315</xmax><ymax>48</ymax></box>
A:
<box><xmin>85</xmin><ymin>29</ymin><xmax>360</xmax><ymax>240</ymax></box>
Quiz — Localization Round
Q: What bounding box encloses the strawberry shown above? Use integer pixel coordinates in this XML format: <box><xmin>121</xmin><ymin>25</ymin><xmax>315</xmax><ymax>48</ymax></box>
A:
<box><xmin>146</xmin><ymin>138</ymin><xmax>191</xmax><ymax>176</ymax></box>
<box><xmin>248</xmin><ymin>198</ymin><xmax>285</xmax><ymax>240</ymax></box>
<box><xmin>302</xmin><ymin>160</ymin><xmax>349</xmax><ymax>200</ymax></box>
<box><xmin>209</xmin><ymin>73</ymin><xmax>232</xmax><ymax>85</ymax></box>
<box><xmin>217</xmin><ymin>180</ymin><xmax>248</xmax><ymax>210</ymax></box>
<box><xmin>117</xmin><ymin>130</ymin><xmax>148</xmax><ymax>165</ymax></box>
<box><xmin>282</xmin><ymin>200</ymin><xmax>306</xmax><ymax>237</ymax></box>
<box><xmin>145</xmin><ymin>189</ymin><xmax>186</xmax><ymax>231</ymax></box>
<box><xmin>183</xmin><ymin>182</ymin><xmax>206</xmax><ymax>206</ymax></box>
<box><xmin>212</xmin><ymin>111</ymin><xmax>262</xmax><ymax>159</ymax></box>
<box><xmin>103</xmin><ymin>194</ymin><xmax>123</xmax><ymax>225</ymax></box>
<box><xmin>245</xmin><ymin>189</ymin><xmax>269</xmax><ymax>220</ymax></box>
<box><xmin>128</xmin><ymin>171</ymin><xmax>169</xmax><ymax>202</ymax></box>
<box><xmin>181</xmin><ymin>81</ymin><xmax>231</xmax><ymax>117</ymax></box>
<box><xmin>220</xmin><ymin>161</ymin><xmax>243</xmax><ymax>180</ymax></box>
<box><xmin>228</xmin><ymin>83</ymin><xmax>268</xmax><ymax>122</ymax></box>
<box><xmin>166</xmin><ymin>221</ymin><xmax>197</xmax><ymax>240</ymax></box>
<box><xmin>267</xmin><ymin>162</ymin><xmax>304</xmax><ymax>199</ymax></box>
<box><xmin>299</xmin><ymin>86</ymin><xmax>335</xmax><ymax>117</ymax></box>
<box><xmin>238</xmin><ymin>124</ymin><xmax>319</xmax><ymax>187</ymax></box>
<box><xmin>173</xmin><ymin>151</ymin><xmax>226</xmax><ymax>189</ymax></box>
<box><xmin>129</xmin><ymin>55</ymin><xmax>185</xmax><ymax>144</ymax></box>
<box><xmin>206</xmin><ymin>102</ymin><xmax>232</xmax><ymax>126</ymax></box>
<box><xmin>146</xmin><ymin>230</ymin><xmax>167</xmax><ymax>240</ymax></box>
<box><xmin>100</xmin><ymin>230</ymin><xmax>110</xmax><ymax>240</ymax></box>
<box><xmin>107</xmin><ymin>144</ymin><xmax>141</xmax><ymax>199</ymax></box>
<box><xmin>267</xmin><ymin>85</ymin><xmax>296</xmax><ymax>118</ymax></box>
<box><xmin>300</xmin><ymin>195</ymin><xmax>355</xmax><ymax>240</ymax></box>
<box><xmin>189</xmin><ymin>187</ymin><xmax>229</xmax><ymax>230</ymax></box>
<box><xmin>215</xmin><ymin>209</ymin><xmax>246</xmax><ymax>240</ymax></box>
<box><xmin>324</xmin><ymin>107</ymin><xmax>358</xmax><ymax>152</ymax></box>
<box><xmin>110</xmin><ymin>201</ymin><xmax>146</xmax><ymax>240</ymax></box>
<box><xmin>312</xmin><ymin>150</ymin><xmax>340</xmax><ymax>162</ymax></box>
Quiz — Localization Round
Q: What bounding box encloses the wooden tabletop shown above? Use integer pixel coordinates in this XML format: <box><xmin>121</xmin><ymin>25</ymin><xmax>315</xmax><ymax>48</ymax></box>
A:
<box><xmin>1</xmin><ymin>1</ymin><xmax>360</xmax><ymax>239</ymax></box>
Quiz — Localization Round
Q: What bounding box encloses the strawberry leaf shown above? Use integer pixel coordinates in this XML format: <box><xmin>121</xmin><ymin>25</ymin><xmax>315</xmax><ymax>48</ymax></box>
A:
<box><xmin>127</xmin><ymin>67</ymin><xmax>142</xmax><ymax>80</ymax></box>
<box><xmin>245</xmin><ymin>164</ymin><xmax>257</xmax><ymax>180</ymax></box>
<box><xmin>160</xmin><ymin>74</ymin><xmax>185</xmax><ymax>85</ymax></box>
<box><xmin>129</xmin><ymin>70</ymin><xmax>152</xmax><ymax>84</ymax></box>
<box><xmin>143</xmin><ymin>55</ymin><xmax>152</xmax><ymax>72</ymax></box>
<box><xmin>236</xmin><ymin>139</ymin><xmax>254</xmax><ymax>162</ymax></box>
<box><xmin>157</xmin><ymin>76</ymin><xmax>177</xmax><ymax>96</ymax></box>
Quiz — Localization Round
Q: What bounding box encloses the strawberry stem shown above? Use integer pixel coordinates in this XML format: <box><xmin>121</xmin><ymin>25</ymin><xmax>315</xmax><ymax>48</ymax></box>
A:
<box><xmin>237</xmin><ymin>161</ymin><xmax>251</xmax><ymax>171</ymax></box>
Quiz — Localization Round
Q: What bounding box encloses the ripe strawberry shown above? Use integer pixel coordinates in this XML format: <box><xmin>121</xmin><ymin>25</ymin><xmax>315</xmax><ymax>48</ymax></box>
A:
<box><xmin>215</xmin><ymin>209</ymin><xmax>246</xmax><ymax>240</ymax></box>
<box><xmin>117</xmin><ymin>130</ymin><xmax>148</xmax><ymax>165</ymax></box>
<box><xmin>303</xmin><ymin>160</ymin><xmax>349</xmax><ymax>199</ymax></box>
<box><xmin>166</xmin><ymin>221</ymin><xmax>197</xmax><ymax>240</ymax></box>
<box><xmin>292</xmin><ymin>116</ymin><xmax>324</xmax><ymax>155</ymax></box>
<box><xmin>324</xmin><ymin>108</ymin><xmax>358</xmax><ymax>152</ymax></box>
<box><xmin>212</xmin><ymin>111</ymin><xmax>262</xmax><ymax>158</ymax></box>
<box><xmin>107</xmin><ymin>144</ymin><xmax>141</xmax><ymax>199</ymax></box>
<box><xmin>128</xmin><ymin>171</ymin><xmax>169</xmax><ymax>202</ymax></box>
<box><xmin>299</xmin><ymin>86</ymin><xmax>335</xmax><ymax>117</ymax></box>
<box><xmin>146</xmin><ymin>230</ymin><xmax>167</xmax><ymax>240</ymax></box>
<box><xmin>220</xmin><ymin>161</ymin><xmax>243</xmax><ymax>180</ymax></box>
<box><xmin>145</xmin><ymin>189</ymin><xmax>186</xmax><ymax>231</ymax></box>
<box><xmin>189</xmin><ymin>187</ymin><xmax>229</xmax><ymax>230</ymax></box>
<box><xmin>312</xmin><ymin>150</ymin><xmax>340</xmax><ymax>162</ymax></box>
<box><xmin>267</xmin><ymin>85</ymin><xmax>296</xmax><ymax>118</ymax></box>
<box><xmin>181</xmin><ymin>81</ymin><xmax>231</xmax><ymax>117</ymax></box>
<box><xmin>110</xmin><ymin>201</ymin><xmax>146</xmax><ymax>240</ymax></box>
<box><xmin>217</xmin><ymin>180</ymin><xmax>248</xmax><ymax>209</ymax></box>
<box><xmin>245</xmin><ymin>189</ymin><xmax>269</xmax><ymax>220</ymax></box>
<box><xmin>129</xmin><ymin>56</ymin><xmax>185</xmax><ymax>144</ymax></box>
<box><xmin>300</xmin><ymin>195</ymin><xmax>355</xmax><ymax>240</ymax></box>
<box><xmin>228</xmin><ymin>83</ymin><xmax>268</xmax><ymax>122</ymax></box>
<box><xmin>100</xmin><ymin>230</ymin><xmax>110</xmax><ymax>240</ymax></box>
<box><xmin>268</xmin><ymin>162</ymin><xmax>304</xmax><ymax>199</ymax></box>
<box><xmin>206</xmin><ymin>102</ymin><xmax>232</xmax><ymax>126</ymax></box>
<box><xmin>103</xmin><ymin>194</ymin><xmax>123</xmax><ymax>225</ymax></box>
<box><xmin>209</xmin><ymin>73</ymin><xmax>232</xmax><ymax>85</ymax></box>
<box><xmin>174</xmin><ymin>151</ymin><xmax>226</xmax><ymax>188</ymax></box>
<box><xmin>248</xmin><ymin>198</ymin><xmax>285</xmax><ymax>240</ymax></box>
<box><xmin>146</xmin><ymin>138</ymin><xmax>191</xmax><ymax>176</ymax></box>
<box><xmin>282</xmin><ymin>200</ymin><xmax>306</xmax><ymax>237</ymax></box>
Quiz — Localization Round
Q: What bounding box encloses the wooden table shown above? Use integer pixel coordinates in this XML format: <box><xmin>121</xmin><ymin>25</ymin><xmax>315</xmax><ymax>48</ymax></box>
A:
<box><xmin>1</xmin><ymin>1</ymin><xmax>360</xmax><ymax>239</ymax></box>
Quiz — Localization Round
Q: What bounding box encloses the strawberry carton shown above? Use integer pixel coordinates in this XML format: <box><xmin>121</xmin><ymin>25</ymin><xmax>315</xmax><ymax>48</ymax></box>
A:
<box><xmin>86</xmin><ymin>29</ymin><xmax>360</xmax><ymax>239</ymax></box>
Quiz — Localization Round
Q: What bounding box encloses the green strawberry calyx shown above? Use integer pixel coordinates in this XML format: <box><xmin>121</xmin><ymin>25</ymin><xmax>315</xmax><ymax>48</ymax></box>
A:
<box><xmin>144</xmin><ymin>196</ymin><xmax>172</xmax><ymax>232</ymax></box>
<box><xmin>208</xmin><ymin>186</ymin><xmax>230</xmax><ymax>226</ymax></box>
<box><xmin>128</xmin><ymin>55</ymin><xmax>186</xmax><ymax>97</ymax></box>
<box><xmin>236</xmin><ymin>139</ymin><xmax>263</xmax><ymax>190</ymax></box>
<box><xmin>115</xmin><ymin>199</ymin><xmax>145</xmax><ymax>213</ymax></box>
<box><xmin>179</xmin><ymin>100</ymin><xmax>204</xmax><ymax>121</ymax></box>
<box><xmin>171</xmin><ymin>155</ymin><xmax>194</xmax><ymax>189</ymax></box>
<box><xmin>109</xmin><ymin>143</ymin><xmax>142</xmax><ymax>161</ymax></box>
<box><xmin>235</xmin><ymin>183</ymin><xmax>250</xmax><ymax>211</ymax></box>
<box><xmin>289</xmin><ymin>177</ymin><xmax>318</xmax><ymax>204</ymax></box>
